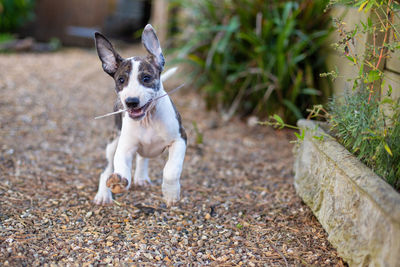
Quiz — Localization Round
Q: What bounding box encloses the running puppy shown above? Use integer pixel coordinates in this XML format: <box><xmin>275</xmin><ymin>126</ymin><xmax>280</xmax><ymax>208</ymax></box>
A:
<box><xmin>93</xmin><ymin>24</ymin><xmax>187</xmax><ymax>206</ymax></box>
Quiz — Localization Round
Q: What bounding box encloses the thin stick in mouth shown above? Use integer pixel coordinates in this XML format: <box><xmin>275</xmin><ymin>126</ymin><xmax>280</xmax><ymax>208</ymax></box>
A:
<box><xmin>94</xmin><ymin>108</ymin><xmax>128</xmax><ymax>120</ymax></box>
<box><xmin>94</xmin><ymin>83</ymin><xmax>185</xmax><ymax>120</ymax></box>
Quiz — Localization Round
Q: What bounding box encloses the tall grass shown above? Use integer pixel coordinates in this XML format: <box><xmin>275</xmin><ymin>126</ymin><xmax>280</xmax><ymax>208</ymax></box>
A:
<box><xmin>172</xmin><ymin>0</ymin><xmax>332</xmax><ymax>122</ymax></box>
<box><xmin>329</xmin><ymin>90</ymin><xmax>400</xmax><ymax>190</ymax></box>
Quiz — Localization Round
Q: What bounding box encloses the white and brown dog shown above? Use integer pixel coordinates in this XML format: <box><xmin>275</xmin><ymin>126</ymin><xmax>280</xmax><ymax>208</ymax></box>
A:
<box><xmin>93</xmin><ymin>24</ymin><xmax>186</xmax><ymax>206</ymax></box>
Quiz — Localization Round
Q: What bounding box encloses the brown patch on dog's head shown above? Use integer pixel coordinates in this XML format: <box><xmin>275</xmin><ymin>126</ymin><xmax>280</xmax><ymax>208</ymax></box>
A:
<box><xmin>136</xmin><ymin>56</ymin><xmax>161</xmax><ymax>91</ymax></box>
<box><xmin>113</xmin><ymin>60</ymin><xmax>132</xmax><ymax>92</ymax></box>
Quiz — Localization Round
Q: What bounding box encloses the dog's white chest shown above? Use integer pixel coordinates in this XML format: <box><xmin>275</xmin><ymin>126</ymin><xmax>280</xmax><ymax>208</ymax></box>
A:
<box><xmin>123</xmin><ymin>116</ymin><xmax>172</xmax><ymax>158</ymax></box>
<box><xmin>137</xmin><ymin>131</ymin><xmax>169</xmax><ymax>158</ymax></box>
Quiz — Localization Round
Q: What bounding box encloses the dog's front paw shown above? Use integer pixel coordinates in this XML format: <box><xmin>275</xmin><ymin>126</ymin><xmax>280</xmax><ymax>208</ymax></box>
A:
<box><xmin>93</xmin><ymin>189</ymin><xmax>113</xmax><ymax>205</ymax></box>
<box><xmin>106</xmin><ymin>173</ymin><xmax>129</xmax><ymax>194</ymax></box>
<box><xmin>162</xmin><ymin>182</ymin><xmax>180</xmax><ymax>206</ymax></box>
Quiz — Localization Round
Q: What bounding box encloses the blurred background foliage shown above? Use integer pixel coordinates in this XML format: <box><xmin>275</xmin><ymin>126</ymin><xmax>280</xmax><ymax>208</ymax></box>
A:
<box><xmin>0</xmin><ymin>0</ymin><xmax>35</xmax><ymax>33</ymax></box>
<box><xmin>0</xmin><ymin>0</ymin><xmax>334</xmax><ymax>123</ymax></box>
<box><xmin>0</xmin><ymin>0</ymin><xmax>150</xmax><ymax>48</ymax></box>
<box><xmin>170</xmin><ymin>0</ymin><xmax>333</xmax><ymax>123</ymax></box>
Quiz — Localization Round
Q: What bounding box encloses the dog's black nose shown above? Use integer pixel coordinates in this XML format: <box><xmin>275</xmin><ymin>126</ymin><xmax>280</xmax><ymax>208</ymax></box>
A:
<box><xmin>125</xmin><ymin>97</ymin><xmax>140</xmax><ymax>108</ymax></box>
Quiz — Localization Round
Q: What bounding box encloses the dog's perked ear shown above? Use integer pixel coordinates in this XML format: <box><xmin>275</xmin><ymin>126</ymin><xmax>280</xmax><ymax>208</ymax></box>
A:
<box><xmin>142</xmin><ymin>24</ymin><xmax>165</xmax><ymax>71</ymax></box>
<box><xmin>94</xmin><ymin>32</ymin><xmax>123</xmax><ymax>77</ymax></box>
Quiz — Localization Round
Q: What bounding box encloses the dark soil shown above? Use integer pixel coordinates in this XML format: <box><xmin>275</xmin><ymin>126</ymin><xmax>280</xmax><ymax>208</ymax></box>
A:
<box><xmin>0</xmin><ymin>47</ymin><xmax>344</xmax><ymax>266</ymax></box>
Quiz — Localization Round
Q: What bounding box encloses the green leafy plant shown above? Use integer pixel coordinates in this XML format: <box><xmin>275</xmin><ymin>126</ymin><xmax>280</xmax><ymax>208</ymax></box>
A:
<box><xmin>329</xmin><ymin>90</ymin><xmax>400</xmax><ymax>189</ymax></box>
<box><xmin>322</xmin><ymin>0</ymin><xmax>400</xmax><ymax>189</ymax></box>
<box><xmin>0</xmin><ymin>0</ymin><xmax>35</xmax><ymax>33</ymax></box>
<box><xmin>171</xmin><ymin>0</ymin><xmax>332</xmax><ymax>123</ymax></box>
<box><xmin>263</xmin><ymin>0</ymin><xmax>400</xmax><ymax>189</ymax></box>
<box><xmin>318</xmin><ymin>0</ymin><xmax>400</xmax><ymax>190</ymax></box>
<box><xmin>192</xmin><ymin>121</ymin><xmax>204</xmax><ymax>145</ymax></box>
<box><xmin>0</xmin><ymin>32</ymin><xmax>13</xmax><ymax>43</ymax></box>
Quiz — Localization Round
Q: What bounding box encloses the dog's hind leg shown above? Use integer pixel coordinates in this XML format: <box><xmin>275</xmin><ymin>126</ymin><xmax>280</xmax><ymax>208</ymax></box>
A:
<box><xmin>94</xmin><ymin>136</ymin><xmax>119</xmax><ymax>205</ymax></box>
<box><xmin>134</xmin><ymin>154</ymin><xmax>152</xmax><ymax>186</ymax></box>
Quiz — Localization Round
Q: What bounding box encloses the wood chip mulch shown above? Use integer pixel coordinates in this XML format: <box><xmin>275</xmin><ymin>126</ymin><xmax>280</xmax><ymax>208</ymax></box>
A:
<box><xmin>0</xmin><ymin>47</ymin><xmax>345</xmax><ymax>266</ymax></box>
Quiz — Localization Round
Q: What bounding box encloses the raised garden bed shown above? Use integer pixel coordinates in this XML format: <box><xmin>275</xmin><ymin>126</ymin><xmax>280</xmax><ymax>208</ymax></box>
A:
<box><xmin>294</xmin><ymin>119</ymin><xmax>400</xmax><ymax>266</ymax></box>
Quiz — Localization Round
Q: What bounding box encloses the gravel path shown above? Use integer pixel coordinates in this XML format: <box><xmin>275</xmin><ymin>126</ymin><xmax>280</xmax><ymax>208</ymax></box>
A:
<box><xmin>0</xmin><ymin>47</ymin><xmax>344</xmax><ymax>266</ymax></box>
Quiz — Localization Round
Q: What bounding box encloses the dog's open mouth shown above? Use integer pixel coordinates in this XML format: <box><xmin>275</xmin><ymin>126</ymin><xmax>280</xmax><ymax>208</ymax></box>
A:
<box><xmin>127</xmin><ymin>100</ymin><xmax>153</xmax><ymax>120</ymax></box>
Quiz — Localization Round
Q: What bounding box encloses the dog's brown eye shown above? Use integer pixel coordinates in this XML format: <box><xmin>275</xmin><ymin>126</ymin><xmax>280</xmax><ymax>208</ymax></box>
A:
<box><xmin>118</xmin><ymin>77</ymin><xmax>125</xmax><ymax>84</ymax></box>
<box><xmin>142</xmin><ymin>75</ymin><xmax>152</xmax><ymax>83</ymax></box>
